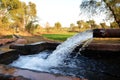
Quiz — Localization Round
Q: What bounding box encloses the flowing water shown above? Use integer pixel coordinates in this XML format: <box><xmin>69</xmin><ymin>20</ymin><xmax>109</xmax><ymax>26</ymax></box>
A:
<box><xmin>46</xmin><ymin>30</ymin><xmax>93</xmax><ymax>67</ymax></box>
<box><xmin>11</xmin><ymin>30</ymin><xmax>93</xmax><ymax>68</ymax></box>
<box><xmin>10</xmin><ymin>30</ymin><xmax>120</xmax><ymax>79</ymax></box>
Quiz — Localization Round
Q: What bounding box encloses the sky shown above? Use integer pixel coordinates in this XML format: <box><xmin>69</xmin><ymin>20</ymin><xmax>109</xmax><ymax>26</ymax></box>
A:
<box><xmin>20</xmin><ymin>0</ymin><xmax>82</xmax><ymax>27</ymax></box>
<box><xmin>20</xmin><ymin>0</ymin><xmax>113</xmax><ymax>27</ymax></box>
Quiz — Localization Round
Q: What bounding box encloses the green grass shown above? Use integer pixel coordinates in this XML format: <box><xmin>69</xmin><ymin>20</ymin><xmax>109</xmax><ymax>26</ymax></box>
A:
<box><xmin>1</xmin><ymin>35</ymin><xmax>13</xmax><ymax>38</ymax></box>
<box><xmin>42</xmin><ymin>33</ymin><xmax>76</xmax><ymax>41</ymax></box>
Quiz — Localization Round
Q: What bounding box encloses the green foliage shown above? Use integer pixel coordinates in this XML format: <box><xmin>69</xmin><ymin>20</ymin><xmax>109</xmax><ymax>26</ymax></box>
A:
<box><xmin>80</xmin><ymin>0</ymin><xmax>120</xmax><ymax>28</ymax></box>
<box><xmin>27</xmin><ymin>2</ymin><xmax>36</xmax><ymax>18</ymax></box>
<box><xmin>54</xmin><ymin>22</ymin><xmax>62</xmax><ymax>30</ymax></box>
<box><xmin>83</xmin><ymin>22</ymin><xmax>90</xmax><ymax>29</ymax></box>
<box><xmin>1</xmin><ymin>0</ymin><xmax>21</xmax><ymax>9</ymax></box>
<box><xmin>1</xmin><ymin>16</ymin><xmax>8</xmax><ymax>23</ymax></box>
<box><xmin>100</xmin><ymin>23</ymin><xmax>109</xmax><ymax>29</ymax></box>
<box><xmin>25</xmin><ymin>20</ymin><xmax>39</xmax><ymax>34</ymax></box>
<box><xmin>77</xmin><ymin>20</ymin><xmax>84</xmax><ymax>29</ymax></box>
<box><xmin>2</xmin><ymin>35</ymin><xmax>13</xmax><ymax>38</ymax></box>
<box><xmin>110</xmin><ymin>22</ymin><xmax>119</xmax><ymax>28</ymax></box>
<box><xmin>69</xmin><ymin>23</ymin><xmax>75</xmax><ymax>31</ymax></box>
<box><xmin>25</xmin><ymin>21</ymin><xmax>32</xmax><ymax>33</ymax></box>
<box><xmin>103</xmin><ymin>0</ymin><xmax>120</xmax><ymax>27</ymax></box>
<box><xmin>0</xmin><ymin>0</ymin><xmax>37</xmax><ymax>32</ymax></box>
<box><xmin>87</xmin><ymin>20</ymin><xmax>97</xmax><ymax>29</ymax></box>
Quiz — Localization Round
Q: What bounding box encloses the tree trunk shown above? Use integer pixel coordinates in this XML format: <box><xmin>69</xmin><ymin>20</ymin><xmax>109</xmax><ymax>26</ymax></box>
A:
<box><xmin>103</xmin><ymin>0</ymin><xmax>120</xmax><ymax>28</ymax></box>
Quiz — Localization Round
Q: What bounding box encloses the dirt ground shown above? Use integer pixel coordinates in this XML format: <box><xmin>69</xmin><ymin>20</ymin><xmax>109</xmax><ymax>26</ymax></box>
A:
<box><xmin>0</xmin><ymin>35</ymin><xmax>60</xmax><ymax>54</ymax></box>
<box><xmin>22</xmin><ymin>36</ymin><xmax>60</xmax><ymax>44</ymax></box>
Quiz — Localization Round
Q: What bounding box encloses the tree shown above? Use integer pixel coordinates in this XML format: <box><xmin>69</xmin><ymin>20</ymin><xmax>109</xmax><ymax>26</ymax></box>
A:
<box><xmin>83</xmin><ymin>21</ymin><xmax>90</xmax><ymax>29</ymax></box>
<box><xmin>103</xmin><ymin>0</ymin><xmax>120</xmax><ymax>27</ymax></box>
<box><xmin>70</xmin><ymin>23</ymin><xmax>75</xmax><ymax>31</ymax></box>
<box><xmin>25</xmin><ymin>20</ymin><xmax>38</xmax><ymax>33</ymax></box>
<box><xmin>77</xmin><ymin>20</ymin><xmax>84</xmax><ymax>31</ymax></box>
<box><xmin>80</xmin><ymin>0</ymin><xmax>120</xmax><ymax>28</ymax></box>
<box><xmin>86</xmin><ymin>20</ymin><xmax>97</xmax><ymax>29</ymax></box>
<box><xmin>45</xmin><ymin>22</ymin><xmax>50</xmax><ymax>32</ymax></box>
<box><xmin>24</xmin><ymin>2</ymin><xmax>37</xmax><ymax>32</ymax></box>
<box><xmin>100</xmin><ymin>22</ymin><xmax>108</xmax><ymax>29</ymax></box>
<box><xmin>110</xmin><ymin>22</ymin><xmax>119</xmax><ymax>29</ymax></box>
<box><xmin>0</xmin><ymin>0</ymin><xmax>37</xmax><ymax>32</ymax></box>
<box><xmin>54</xmin><ymin>22</ymin><xmax>62</xmax><ymax>30</ymax></box>
<box><xmin>25</xmin><ymin>2</ymin><xmax>37</xmax><ymax>24</ymax></box>
<box><xmin>0</xmin><ymin>0</ymin><xmax>24</xmax><ymax>29</ymax></box>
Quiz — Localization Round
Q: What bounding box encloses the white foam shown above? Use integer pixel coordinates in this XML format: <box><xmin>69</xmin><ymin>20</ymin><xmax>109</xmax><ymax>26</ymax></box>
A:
<box><xmin>10</xmin><ymin>30</ymin><xmax>93</xmax><ymax>72</ymax></box>
<box><xmin>47</xmin><ymin>30</ymin><xmax>93</xmax><ymax>66</ymax></box>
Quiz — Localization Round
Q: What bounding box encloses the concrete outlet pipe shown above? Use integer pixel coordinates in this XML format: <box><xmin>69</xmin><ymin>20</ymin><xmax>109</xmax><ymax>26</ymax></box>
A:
<box><xmin>93</xmin><ymin>29</ymin><xmax>120</xmax><ymax>38</ymax></box>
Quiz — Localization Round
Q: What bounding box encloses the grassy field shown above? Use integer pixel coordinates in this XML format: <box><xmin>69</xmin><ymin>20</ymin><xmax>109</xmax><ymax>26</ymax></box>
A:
<box><xmin>42</xmin><ymin>33</ymin><xmax>77</xmax><ymax>41</ymax></box>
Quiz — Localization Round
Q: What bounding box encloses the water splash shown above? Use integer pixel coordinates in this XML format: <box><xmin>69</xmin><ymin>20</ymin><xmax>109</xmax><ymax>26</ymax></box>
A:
<box><xmin>10</xmin><ymin>30</ymin><xmax>93</xmax><ymax>70</ymax></box>
<box><xmin>46</xmin><ymin>30</ymin><xmax>93</xmax><ymax>67</ymax></box>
